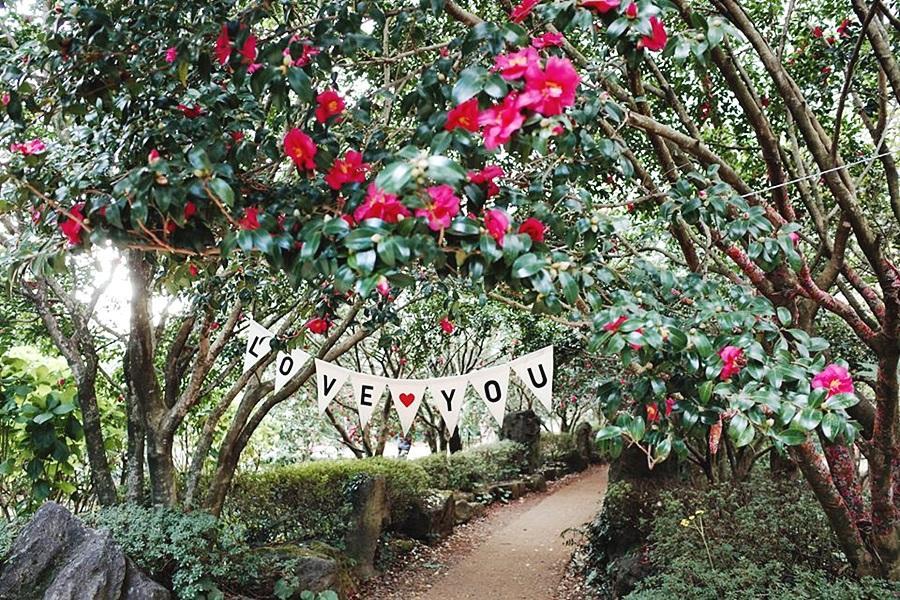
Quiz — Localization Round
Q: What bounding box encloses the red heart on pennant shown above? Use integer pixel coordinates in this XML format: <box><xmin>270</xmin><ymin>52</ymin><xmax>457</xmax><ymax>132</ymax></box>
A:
<box><xmin>399</xmin><ymin>393</ymin><xmax>415</xmax><ymax>407</ymax></box>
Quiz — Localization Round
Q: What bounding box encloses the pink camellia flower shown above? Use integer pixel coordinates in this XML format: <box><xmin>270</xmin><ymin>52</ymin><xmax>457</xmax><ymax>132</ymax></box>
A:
<box><xmin>416</xmin><ymin>184</ymin><xmax>461</xmax><ymax>231</ymax></box>
<box><xmin>353</xmin><ymin>183</ymin><xmax>411</xmax><ymax>224</ymax></box>
<box><xmin>283</xmin><ymin>128</ymin><xmax>317</xmax><ymax>170</ymax></box>
<box><xmin>531</xmin><ymin>32</ymin><xmax>564</xmax><ymax>48</ymax></box>
<box><xmin>583</xmin><ymin>0</ymin><xmax>620</xmax><ymax>12</ymax></box>
<box><xmin>315</xmin><ymin>90</ymin><xmax>345</xmax><ymax>124</ymax></box>
<box><xmin>624</xmin><ymin>2</ymin><xmax>638</xmax><ymax>18</ymax></box>
<box><xmin>177</xmin><ymin>103</ymin><xmax>204</xmax><ymax>118</ymax></box>
<box><xmin>522</xmin><ymin>57</ymin><xmax>580</xmax><ymax>116</ymax></box>
<box><xmin>665</xmin><ymin>397</ymin><xmax>676</xmax><ymax>417</ymax></box>
<box><xmin>10</xmin><ymin>138</ymin><xmax>46</xmax><ymax>155</ymax></box>
<box><xmin>376</xmin><ymin>276</ymin><xmax>391</xmax><ymax>298</ymax></box>
<box><xmin>247</xmin><ymin>63</ymin><xmax>263</xmax><ymax>74</ymax></box>
<box><xmin>638</xmin><ymin>16</ymin><xmax>668</xmax><ymax>52</ymax></box>
<box><xmin>238</xmin><ymin>207</ymin><xmax>261</xmax><ymax>230</ymax></box>
<box><xmin>629</xmin><ymin>327</ymin><xmax>644</xmax><ymax>350</ymax></box>
<box><xmin>148</xmin><ymin>149</ymin><xmax>161</xmax><ymax>164</ymax></box>
<box><xmin>812</xmin><ymin>364</ymin><xmax>854</xmax><ymax>397</ymax></box>
<box><xmin>518</xmin><ymin>217</ymin><xmax>546</xmax><ymax>242</ymax></box>
<box><xmin>325</xmin><ymin>150</ymin><xmax>369</xmax><ymax>190</ymax></box>
<box><xmin>789</xmin><ymin>231</ymin><xmax>801</xmax><ymax>245</ymax></box>
<box><xmin>290</xmin><ymin>42</ymin><xmax>320</xmax><ymax>67</ymax></box>
<box><xmin>646</xmin><ymin>403</ymin><xmax>660</xmax><ymax>423</ymax></box>
<box><xmin>493</xmin><ymin>47</ymin><xmax>539</xmax><ymax>80</ymax></box>
<box><xmin>468</xmin><ymin>165</ymin><xmax>504</xmax><ymax>197</ymax></box>
<box><xmin>440</xmin><ymin>317</ymin><xmax>455</xmax><ymax>334</ymax></box>
<box><xmin>812</xmin><ymin>25</ymin><xmax>824</xmax><ymax>38</ymax></box>
<box><xmin>306</xmin><ymin>317</ymin><xmax>331</xmax><ymax>335</ymax></box>
<box><xmin>59</xmin><ymin>203</ymin><xmax>86</xmax><ymax>246</ymax></box>
<box><xmin>189</xmin><ymin>263</ymin><xmax>199</xmax><ymax>277</ymax></box>
<box><xmin>718</xmin><ymin>345</ymin><xmax>745</xmax><ymax>380</ymax></box>
<box><xmin>164</xmin><ymin>47</ymin><xmax>177</xmax><ymax>63</ymax></box>
<box><xmin>510</xmin><ymin>0</ymin><xmax>540</xmax><ymax>23</ymax></box>
<box><xmin>479</xmin><ymin>93</ymin><xmax>526</xmax><ymax>150</ymax></box>
<box><xmin>215</xmin><ymin>24</ymin><xmax>231</xmax><ymax>65</ymax></box>
<box><xmin>837</xmin><ymin>19</ymin><xmax>851</xmax><ymax>38</ymax></box>
<box><xmin>445</xmin><ymin>98</ymin><xmax>480</xmax><ymax>132</ymax></box>
<box><xmin>603</xmin><ymin>315</ymin><xmax>628</xmax><ymax>332</ymax></box>
<box><xmin>1</xmin><ymin>92</ymin><xmax>9</xmax><ymax>105</ymax></box>
<box><xmin>484</xmin><ymin>208</ymin><xmax>510</xmax><ymax>246</ymax></box>
<box><xmin>240</xmin><ymin>34</ymin><xmax>257</xmax><ymax>63</ymax></box>
<box><xmin>183</xmin><ymin>201</ymin><xmax>197</xmax><ymax>220</ymax></box>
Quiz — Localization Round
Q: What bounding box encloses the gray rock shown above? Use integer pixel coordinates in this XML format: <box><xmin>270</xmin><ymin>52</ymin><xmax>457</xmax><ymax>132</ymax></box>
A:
<box><xmin>343</xmin><ymin>474</ymin><xmax>389</xmax><ymax>580</ymax></box>
<box><xmin>399</xmin><ymin>490</ymin><xmax>455</xmax><ymax>542</ymax></box>
<box><xmin>489</xmin><ymin>480</ymin><xmax>528</xmax><ymax>501</ymax></box>
<box><xmin>453</xmin><ymin>499</ymin><xmax>485</xmax><ymax>524</ymax></box>
<box><xmin>574</xmin><ymin>422</ymin><xmax>597</xmax><ymax>466</ymax></box>
<box><xmin>500</xmin><ymin>410</ymin><xmax>542</xmax><ymax>471</ymax></box>
<box><xmin>525</xmin><ymin>473</ymin><xmax>547</xmax><ymax>492</ymax></box>
<box><xmin>0</xmin><ymin>502</ymin><xmax>170</xmax><ymax>600</ymax></box>
<box><xmin>249</xmin><ymin>544</ymin><xmax>351</xmax><ymax>598</ymax></box>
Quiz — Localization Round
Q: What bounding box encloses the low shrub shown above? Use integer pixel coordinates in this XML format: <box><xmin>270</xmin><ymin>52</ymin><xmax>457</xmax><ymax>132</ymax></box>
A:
<box><xmin>539</xmin><ymin>432</ymin><xmax>581</xmax><ymax>467</ymax></box>
<box><xmin>88</xmin><ymin>504</ymin><xmax>248</xmax><ymax>599</ymax></box>
<box><xmin>224</xmin><ymin>457</ymin><xmax>428</xmax><ymax>546</ymax></box>
<box><xmin>414</xmin><ymin>440</ymin><xmax>526</xmax><ymax>491</ymax></box>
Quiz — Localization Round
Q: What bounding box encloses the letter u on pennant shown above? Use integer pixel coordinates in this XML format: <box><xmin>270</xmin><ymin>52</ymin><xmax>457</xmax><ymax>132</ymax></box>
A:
<box><xmin>511</xmin><ymin>346</ymin><xmax>554</xmax><ymax>412</ymax></box>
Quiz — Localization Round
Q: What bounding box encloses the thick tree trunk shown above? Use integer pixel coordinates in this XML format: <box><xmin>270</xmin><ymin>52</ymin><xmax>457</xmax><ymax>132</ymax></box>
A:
<box><xmin>123</xmin><ymin>382</ymin><xmax>145</xmax><ymax>503</ymax></box>
<box><xmin>77</xmin><ymin>370</ymin><xmax>118</xmax><ymax>505</ymax></box>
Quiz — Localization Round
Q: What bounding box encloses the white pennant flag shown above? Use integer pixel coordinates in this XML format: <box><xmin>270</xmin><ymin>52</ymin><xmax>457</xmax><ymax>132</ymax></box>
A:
<box><xmin>468</xmin><ymin>364</ymin><xmax>511</xmax><ymax>426</ymax></box>
<box><xmin>388</xmin><ymin>379</ymin><xmax>428</xmax><ymax>435</ymax></box>
<box><xmin>511</xmin><ymin>346</ymin><xmax>554</xmax><ymax>412</ymax></box>
<box><xmin>350</xmin><ymin>372</ymin><xmax>387</xmax><ymax>428</ymax></box>
<box><xmin>428</xmin><ymin>376</ymin><xmax>468</xmax><ymax>435</ymax></box>
<box><xmin>314</xmin><ymin>359</ymin><xmax>352</xmax><ymax>414</ymax></box>
<box><xmin>274</xmin><ymin>349</ymin><xmax>312</xmax><ymax>394</ymax></box>
<box><xmin>244</xmin><ymin>319</ymin><xmax>274</xmax><ymax>374</ymax></box>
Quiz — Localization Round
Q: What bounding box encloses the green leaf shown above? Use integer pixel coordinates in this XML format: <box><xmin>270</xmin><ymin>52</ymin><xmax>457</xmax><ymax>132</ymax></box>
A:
<box><xmin>558</xmin><ymin>271</ymin><xmax>579</xmax><ymax>304</ymax></box>
<box><xmin>511</xmin><ymin>253</ymin><xmax>545</xmax><ymax>278</ymax></box>
<box><xmin>187</xmin><ymin>148</ymin><xmax>212</xmax><ymax>172</ymax></box>
<box><xmin>626</xmin><ymin>416</ymin><xmax>645</xmax><ymax>442</ymax></box>
<box><xmin>776</xmin><ymin>306</ymin><xmax>791</xmax><ymax>326</ymax></box>
<box><xmin>794</xmin><ymin>407</ymin><xmax>823</xmax><ymax>430</ymax></box>
<box><xmin>654</xmin><ymin>437</ymin><xmax>672</xmax><ymax>462</ymax></box>
<box><xmin>775</xmin><ymin>428</ymin><xmax>808</xmax><ymax>446</ymax></box>
<box><xmin>452</xmin><ymin>65</ymin><xmax>486</xmax><ymax>103</ymax></box>
<box><xmin>823</xmin><ymin>393</ymin><xmax>858</xmax><ymax>411</ymax></box>
<box><xmin>594</xmin><ymin>425</ymin><xmax>622</xmax><ymax>441</ymax></box>
<box><xmin>287</xmin><ymin>68</ymin><xmax>313</xmax><ymax>102</ymax></box>
<box><xmin>375</xmin><ymin>162</ymin><xmax>413</xmax><ymax>193</ymax></box>
<box><xmin>821</xmin><ymin>412</ymin><xmax>842</xmax><ymax>441</ymax></box>
<box><xmin>698</xmin><ymin>380</ymin><xmax>713</xmax><ymax>405</ymax></box>
<box><xmin>207</xmin><ymin>178</ymin><xmax>235</xmax><ymax>207</ymax></box>
<box><xmin>426</xmin><ymin>155</ymin><xmax>467</xmax><ymax>185</ymax></box>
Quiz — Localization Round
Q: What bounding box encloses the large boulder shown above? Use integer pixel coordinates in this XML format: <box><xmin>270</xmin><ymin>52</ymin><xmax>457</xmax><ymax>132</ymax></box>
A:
<box><xmin>0</xmin><ymin>502</ymin><xmax>169</xmax><ymax>600</ymax></box>
<box><xmin>574</xmin><ymin>422</ymin><xmax>597</xmax><ymax>467</ymax></box>
<box><xmin>500</xmin><ymin>409</ymin><xmax>542</xmax><ymax>471</ymax></box>
<box><xmin>398</xmin><ymin>490</ymin><xmax>455</xmax><ymax>543</ymax></box>
<box><xmin>343</xmin><ymin>474</ymin><xmax>390</xmax><ymax>580</ymax></box>
<box><xmin>248</xmin><ymin>544</ymin><xmax>354</xmax><ymax>598</ymax></box>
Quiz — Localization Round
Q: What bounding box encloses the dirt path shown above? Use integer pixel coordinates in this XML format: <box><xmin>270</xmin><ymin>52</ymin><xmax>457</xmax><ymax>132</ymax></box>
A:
<box><xmin>414</xmin><ymin>465</ymin><xmax>608</xmax><ymax>600</ymax></box>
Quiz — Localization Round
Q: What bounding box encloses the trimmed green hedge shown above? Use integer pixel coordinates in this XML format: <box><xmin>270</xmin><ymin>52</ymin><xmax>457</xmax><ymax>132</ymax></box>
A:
<box><xmin>414</xmin><ymin>440</ymin><xmax>526</xmax><ymax>491</ymax></box>
<box><xmin>539</xmin><ymin>432</ymin><xmax>580</xmax><ymax>467</ymax></box>
<box><xmin>224</xmin><ymin>457</ymin><xmax>428</xmax><ymax>546</ymax></box>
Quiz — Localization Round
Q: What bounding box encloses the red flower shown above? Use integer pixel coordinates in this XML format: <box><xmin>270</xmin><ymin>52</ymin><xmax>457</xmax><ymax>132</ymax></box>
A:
<box><xmin>341</xmin><ymin>214</ymin><xmax>356</xmax><ymax>227</ymax></box>
<box><xmin>416</xmin><ymin>184</ymin><xmax>461</xmax><ymax>231</ymax></box>
<box><xmin>239</xmin><ymin>207</ymin><xmax>261</xmax><ymax>230</ymax></box>
<box><xmin>479</xmin><ymin>93</ymin><xmax>526</xmax><ymax>150</ymax></box>
<box><xmin>484</xmin><ymin>208</ymin><xmax>510</xmax><ymax>246</ymax></box>
<box><xmin>353</xmin><ymin>183</ymin><xmax>411</xmax><ymax>223</ymax></box>
<box><xmin>165</xmin><ymin>47</ymin><xmax>177</xmax><ymax>63</ymax></box>
<box><xmin>325</xmin><ymin>150</ymin><xmax>369</xmax><ymax>190</ymax></box>
<box><xmin>522</xmin><ymin>57</ymin><xmax>580</xmax><ymax>116</ymax></box>
<box><xmin>215</xmin><ymin>24</ymin><xmax>231</xmax><ymax>65</ymax></box>
<box><xmin>177</xmin><ymin>103</ymin><xmax>204</xmax><ymax>118</ymax></box>
<box><xmin>59</xmin><ymin>203</ymin><xmax>86</xmax><ymax>246</ymax></box>
<box><xmin>445</xmin><ymin>98</ymin><xmax>481</xmax><ymax>132</ymax></box>
<box><xmin>164</xmin><ymin>220</ymin><xmax>177</xmax><ymax>235</ymax></box>
<box><xmin>468</xmin><ymin>165</ymin><xmax>504</xmax><ymax>197</ymax></box>
<box><xmin>440</xmin><ymin>317</ymin><xmax>455</xmax><ymax>334</ymax></box>
<box><xmin>531</xmin><ymin>32</ymin><xmax>564</xmax><ymax>48</ymax></box>
<box><xmin>148</xmin><ymin>149</ymin><xmax>161</xmax><ymax>164</ymax></box>
<box><xmin>376</xmin><ymin>276</ymin><xmax>391</xmax><ymax>298</ymax></box>
<box><xmin>510</xmin><ymin>0</ymin><xmax>540</xmax><ymax>23</ymax></box>
<box><xmin>283</xmin><ymin>128</ymin><xmax>317</xmax><ymax>170</ymax></box>
<box><xmin>493</xmin><ymin>47</ymin><xmax>539</xmax><ymax>80</ymax></box>
<box><xmin>518</xmin><ymin>217</ymin><xmax>546</xmax><ymax>242</ymax></box>
<box><xmin>638</xmin><ymin>17</ymin><xmax>668</xmax><ymax>52</ymax></box>
<box><xmin>624</xmin><ymin>2</ymin><xmax>638</xmax><ymax>18</ymax></box>
<box><xmin>10</xmin><ymin>139</ymin><xmax>46</xmax><ymax>155</ymax></box>
<box><xmin>1</xmin><ymin>93</ymin><xmax>9</xmax><ymax>105</ymax></box>
<box><xmin>230</xmin><ymin>130</ymin><xmax>245</xmax><ymax>142</ymax></box>
<box><xmin>837</xmin><ymin>19</ymin><xmax>852</xmax><ymax>38</ymax></box>
<box><xmin>812</xmin><ymin>364</ymin><xmax>854</xmax><ymax>397</ymax></box>
<box><xmin>189</xmin><ymin>263</ymin><xmax>199</xmax><ymax>277</ymax></box>
<box><xmin>306</xmin><ymin>317</ymin><xmax>331</xmax><ymax>335</ymax></box>
<box><xmin>629</xmin><ymin>327</ymin><xmax>643</xmax><ymax>350</ymax></box>
<box><xmin>315</xmin><ymin>90</ymin><xmax>345</xmax><ymax>124</ymax></box>
<box><xmin>718</xmin><ymin>345</ymin><xmax>744</xmax><ymax>380</ymax></box>
<box><xmin>603</xmin><ymin>315</ymin><xmax>627</xmax><ymax>332</ymax></box>
<box><xmin>288</xmin><ymin>42</ymin><xmax>320</xmax><ymax>67</ymax></box>
<box><xmin>812</xmin><ymin>25</ymin><xmax>824</xmax><ymax>38</ymax></box>
<box><xmin>240</xmin><ymin>34</ymin><xmax>257</xmax><ymax>63</ymax></box>
<box><xmin>583</xmin><ymin>0</ymin><xmax>620</xmax><ymax>12</ymax></box>
<box><xmin>183</xmin><ymin>201</ymin><xmax>197</xmax><ymax>220</ymax></box>
<box><xmin>789</xmin><ymin>231</ymin><xmax>800</xmax><ymax>245</ymax></box>
<box><xmin>646</xmin><ymin>403</ymin><xmax>660</xmax><ymax>423</ymax></box>
<box><xmin>665</xmin><ymin>397</ymin><xmax>675</xmax><ymax>417</ymax></box>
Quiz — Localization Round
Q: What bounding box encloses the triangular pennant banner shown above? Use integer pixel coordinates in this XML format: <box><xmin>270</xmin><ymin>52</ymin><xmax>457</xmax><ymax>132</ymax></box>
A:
<box><xmin>350</xmin><ymin>372</ymin><xmax>387</xmax><ymax>428</ymax></box>
<box><xmin>314</xmin><ymin>359</ymin><xmax>352</xmax><ymax>414</ymax></box>
<box><xmin>428</xmin><ymin>376</ymin><xmax>468</xmax><ymax>436</ymax></box>
<box><xmin>274</xmin><ymin>349</ymin><xmax>312</xmax><ymax>394</ymax></box>
<box><xmin>243</xmin><ymin>319</ymin><xmax>275</xmax><ymax>374</ymax></box>
<box><xmin>511</xmin><ymin>346</ymin><xmax>554</xmax><ymax>412</ymax></box>
<box><xmin>468</xmin><ymin>364</ymin><xmax>511</xmax><ymax>426</ymax></box>
<box><xmin>388</xmin><ymin>379</ymin><xmax>428</xmax><ymax>435</ymax></box>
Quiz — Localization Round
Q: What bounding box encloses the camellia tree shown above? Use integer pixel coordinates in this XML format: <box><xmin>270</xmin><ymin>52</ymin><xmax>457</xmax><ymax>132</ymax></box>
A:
<box><xmin>2</xmin><ymin>0</ymin><xmax>900</xmax><ymax>578</ymax></box>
